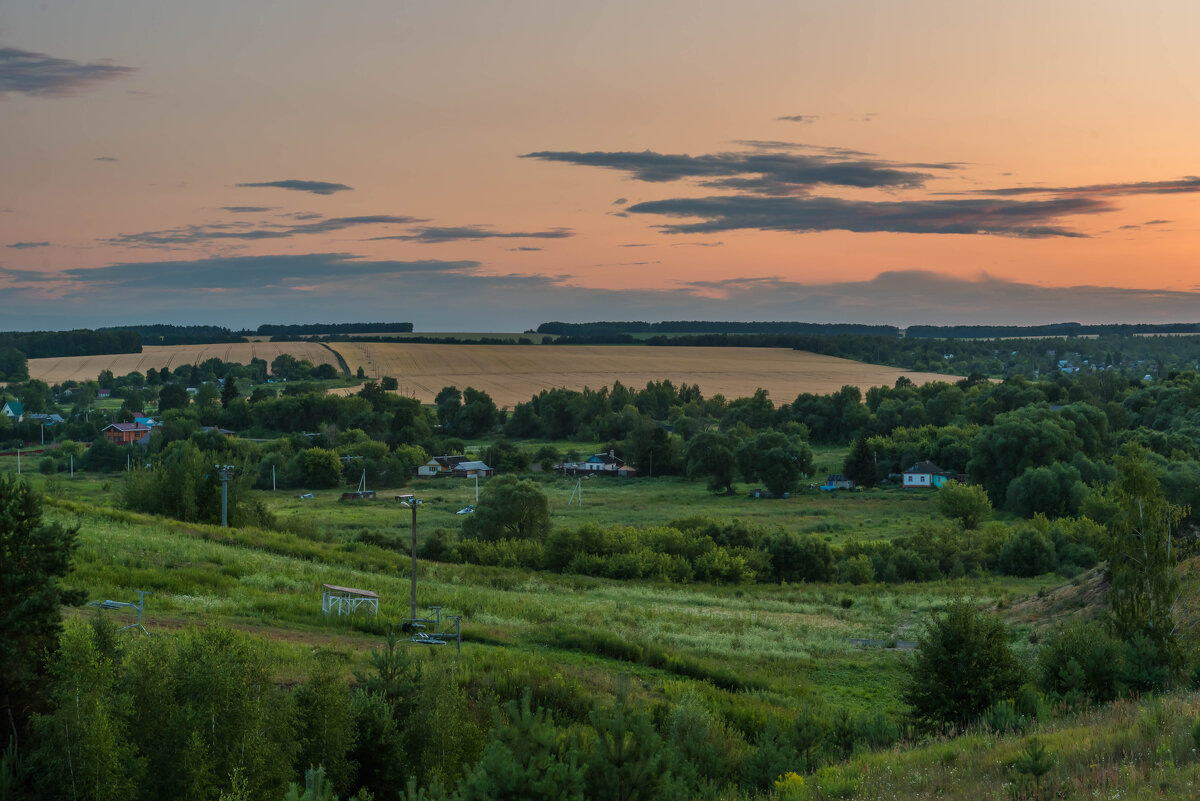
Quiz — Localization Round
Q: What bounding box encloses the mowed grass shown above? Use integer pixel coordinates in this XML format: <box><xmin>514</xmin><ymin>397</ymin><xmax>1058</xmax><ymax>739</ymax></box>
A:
<box><xmin>26</xmin><ymin>342</ymin><xmax>342</xmax><ymax>384</ymax></box>
<box><xmin>325</xmin><ymin>342</ymin><xmax>959</xmax><ymax>407</ymax></box>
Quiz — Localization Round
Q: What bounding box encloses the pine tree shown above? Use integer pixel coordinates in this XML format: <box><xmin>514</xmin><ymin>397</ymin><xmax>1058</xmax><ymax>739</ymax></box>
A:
<box><xmin>0</xmin><ymin>474</ymin><xmax>82</xmax><ymax>755</ymax></box>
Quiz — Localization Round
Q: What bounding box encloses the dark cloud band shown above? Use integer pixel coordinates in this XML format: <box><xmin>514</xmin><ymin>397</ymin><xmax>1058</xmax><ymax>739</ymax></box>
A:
<box><xmin>625</xmin><ymin>195</ymin><xmax>1109</xmax><ymax>237</ymax></box>
<box><xmin>236</xmin><ymin>179</ymin><xmax>354</xmax><ymax>195</ymax></box>
<box><xmin>0</xmin><ymin>47</ymin><xmax>136</xmax><ymax>98</ymax></box>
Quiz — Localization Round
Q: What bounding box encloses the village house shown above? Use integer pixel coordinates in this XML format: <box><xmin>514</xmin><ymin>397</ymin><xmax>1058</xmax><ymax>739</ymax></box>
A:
<box><xmin>101</xmin><ymin>421</ymin><xmax>152</xmax><ymax>446</ymax></box>
<box><xmin>902</xmin><ymin>461</ymin><xmax>957</xmax><ymax>488</ymax></box>
<box><xmin>1</xmin><ymin>401</ymin><xmax>24</xmax><ymax>421</ymax></box>
<box><xmin>450</xmin><ymin>461</ymin><xmax>495</xmax><ymax>478</ymax></box>
<box><xmin>560</xmin><ymin>450</ymin><xmax>626</xmax><ymax>475</ymax></box>
<box><xmin>417</xmin><ymin>455</ymin><xmax>469</xmax><ymax>477</ymax></box>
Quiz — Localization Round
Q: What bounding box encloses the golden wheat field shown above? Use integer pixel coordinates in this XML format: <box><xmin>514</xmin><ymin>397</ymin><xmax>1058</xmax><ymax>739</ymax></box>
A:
<box><xmin>26</xmin><ymin>343</ymin><xmax>341</xmax><ymax>385</ymax></box>
<box><xmin>326</xmin><ymin>342</ymin><xmax>958</xmax><ymax>407</ymax></box>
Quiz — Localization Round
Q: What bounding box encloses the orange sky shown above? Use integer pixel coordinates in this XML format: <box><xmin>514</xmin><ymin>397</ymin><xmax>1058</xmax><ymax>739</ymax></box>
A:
<box><xmin>2</xmin><ymin>1</ymin><xmax>1199</xmax><ymax>329</ymax></box>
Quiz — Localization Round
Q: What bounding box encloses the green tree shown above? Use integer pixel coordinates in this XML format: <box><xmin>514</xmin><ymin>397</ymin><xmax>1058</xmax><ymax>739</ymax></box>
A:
<box><xmin>295</xmin><ymin>653</ymin><xmax>358</xmax><ymax>797</ymax></box>
<box><xmin>457</xmin><ymin>689</ymin><xmax>583</xmax><ymax>801</ymax></box>
<box><xmin>842</xmin><ymin>437</ymin><xmax>879</xmax><ymax>487</ymax></box>
<box><xmin>584</xmin><ymin>689</ymin><xmax>669</xmax><ymax>801</ymax></box>
<box><xmin>935</xmin><ymin>480</ymin><xmax>992</xmax><ymax>529</ymax></box>
<box><xmin>461</xmin><ymin>476</ymin><xmax>550</xmax><ymax>541</ymax></box>
<box><xmin>157</xmin><ymin>383</ymin><xmax>190</xmax><ymax>412</ymax></box>
<box><xmin>967</xmin><ymin>406</ymin><xmax>1081</xmax><ymax>504</ymax></box>
<box><xmin>684</xmin><ymin>431</ymin><xmax>736</xmax><ymax>494</ymax></box>
<box><xmin>0</xmin><ymin>474</ymin><xmax>83</xmax><ymax>754</ymax></box>
<box><xmin>903</xmin><ymin>599</ymin><xmax>1025</xmax><ymax>730</ymax></box>
<box><xmin>997</xmin><ymin>526</ymin><xmax>1058</xmax><ymax>577</ymax></box>
<box><xmin>220</xmin><ymin>380</ymin><xmax>239</xmax><ymax>409</ymax></box>
<box><xmin>1107</xmin><ymin>443</ymin><xmax>1188</xmax><ymax>669</ymax></box>
<box><xmin>301</xmin><ymin>448</ymin><xmax>344</xmax><ymax>488</ymax></box>
<box><xmin>29</xmin><ymin>621</ymin><xmax>140</xmax><ymax>801</ymax></box>
<box><xmin>455</xmin><ymin>387</ymin><xmax>498</xmax><ymax>438</ymax></box>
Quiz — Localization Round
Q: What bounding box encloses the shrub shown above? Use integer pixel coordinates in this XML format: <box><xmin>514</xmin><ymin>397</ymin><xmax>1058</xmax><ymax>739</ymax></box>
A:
<box><xmin>904</xmin><ymin>600</ymin><xmax>1026</xmax><ymax>730</ymax></box>
<box><xmin>1037</xmin><ymin>620</ymin><xmax>1123</xmax><ymax>704</ymax></box>
<box><xmin>998</xmin><ymin>526</ymin><xmax>1058</xmax><ymax>577</ymax></box>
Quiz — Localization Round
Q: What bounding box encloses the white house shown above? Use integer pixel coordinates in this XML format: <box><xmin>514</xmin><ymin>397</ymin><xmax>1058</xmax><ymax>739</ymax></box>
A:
<box><xmin>417</xmin><ymin>455</ymin><xmax>469</xmax><ymax>477</ymax></box>
<box><xmin>902</xmin><ymin>461</ymin><xmax>953</xmax><ymax>489</ymax></box>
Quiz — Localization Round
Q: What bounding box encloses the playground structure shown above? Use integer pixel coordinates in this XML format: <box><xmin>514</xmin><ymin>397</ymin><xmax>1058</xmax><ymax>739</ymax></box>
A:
<box><xmin>321</xmin><ymin>584</ymin><xmax>380</xmax><ymax>616</ymax></box>
<box><xmin>87</xmin><ymin>590</ymin><xmax>152</xmax><ymax>634</ymax></box>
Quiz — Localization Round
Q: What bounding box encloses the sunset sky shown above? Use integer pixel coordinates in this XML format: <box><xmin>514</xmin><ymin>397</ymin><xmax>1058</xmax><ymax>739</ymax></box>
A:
<box><xmin>3</xmin><ymin>1</ymin><xmax>1200</xmax><ymax>330</ymax></box>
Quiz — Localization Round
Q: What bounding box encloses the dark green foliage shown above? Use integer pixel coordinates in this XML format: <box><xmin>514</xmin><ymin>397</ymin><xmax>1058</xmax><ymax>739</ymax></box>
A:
<box><xmin>295</xmin><ymin>653</ymin><xmax>358</xmax><ymax>797</ymax></box>
<box><xmin>481</xmin><ymin>440</ymin><xmax>531</xmax><ymax>473</ymax></box>
<box><xmin>123</xmin><ymin>625</ymin><xmax>298</xmax><ymax>801</ymax></box>
<box><xmin>461</xmin><ymin>476</ymin><xmax>550</xmax><ymax>542</ymax></box>
<box><xmin>457</xmin><ymin>689</ymin><xmax>583</xmax><ymax>801</ymax></box>
<box><xmin>0</xmin><ymin>474</ymin><xmax>82</xmax><ymax>752</ymax></box>
<box><xmin>904</xmin><ymin>600</ymin><xmax>1026</xmax><ymax>730</ymax></box>
<box><xmin>935</xmin><ymin>480</ymin><xmax>991</xmax><ymax>529</ymax></box>
<box><xmin>583</xmin><ymin>689</ymin><xmax>671</xmax><ymax>801</ymax></box>
<box><xmin>841</xmin><ymin>437</ymin><xmax>879</xmax><ymax>487</ymax></box>
<box><xmin>1106</xmin><ymin>443</ymin><xmax>1186</xmax><ymax>672</ymax></box>
<box><xmin>968</xmin><ymin>406</ymin><xmax>1082</xmax><ymax>504</ymax></box>
<box><xmin>1036</xmin><ymin>621</ymin><xmax>1124</xmax><ymax>704</ymax></box>
<box><xmin>665</xmin><ymin>693</ymin><xmax>746</xmax><ymax>791</ymax></box>
<box><xmin>1012</xmin><ymin>738</ymin><xmax>1055</xmax><ymax>796</ymax></box>
<box><xmin>300</xmin><ymin>447</ymin><xmax>344</xmax><ymax>488</ymax></box>
<box><xmin>735</xmin><ymin>430</ymin><xmax>813</xmax><ymax>497</ymax></box>
<box><xmin>29</xmin><ymin>622</ymin><xmax>139</xmax><ymax>801</ymax></box>
<box><xmin>122</xmin><ymin>441</ymin><xmax>270</xmax><ymax>527</ymax></box>
<box><xmin>685</xmin><ymin>430</ymin><xmax>736</xmax><ymax>494</ymax></box>
<box><xmin>997</xmin><ymin>527</ymin><xmax>1058</xmax><ymax>577</ymax></box>
<box><xmin>348</xmin><ymin>691</ymin><xmax>407</xmax><ymax>798</ymax></box>
<box><xmin>766</xmin><ymin>532</ymin><xmax>833</xmax><ymax>583</ymax></box>
<box><xmin>1004</xmin><ymin>463</ymin><xmax>1087</xmax><ymax>518</ymax></box>
<box><xmin>282</xmin><ymin>766</ymin><xmax>336</xmax><ymax>801</ymax></box>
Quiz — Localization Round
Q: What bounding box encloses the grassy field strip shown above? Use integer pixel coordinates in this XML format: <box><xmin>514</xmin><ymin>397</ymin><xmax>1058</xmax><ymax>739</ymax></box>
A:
<box><xmin>325</xmin><ymin>342</ymin><xmax>959</xmax><ymax>407</ymax></box>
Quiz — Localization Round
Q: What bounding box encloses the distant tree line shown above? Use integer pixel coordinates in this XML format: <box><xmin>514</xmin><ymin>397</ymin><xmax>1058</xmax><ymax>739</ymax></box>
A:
<box><xmin>257</xmin><ymin>321</ymin><xmax>413</xmax><ymax>336</ymax></box>
<box><xmin>906</xmin><ymin>321</ymin><xmax>1200</xmax><ymax>338</ymax></box>
<box><xmin>0</xmin><ymin>328</ymin><xmax>141</xmax><ymax>359</ymax></box>
<box><xmin>537</xmin><ymin>320</ymin><xmax>900</xmax><ymax>336</ymax></box>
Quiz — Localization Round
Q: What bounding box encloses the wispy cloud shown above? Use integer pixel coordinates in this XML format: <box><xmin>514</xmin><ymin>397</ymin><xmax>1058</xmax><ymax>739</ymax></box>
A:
<box><xmin>6</xmin><ymin>241</ymin><xmax>50</xmax><ymax>249</ymax></box>
<box><xmin>521</xmin><ymin>148</ymin><xmax>949</xmax><ymax>194</ymax></box>
<box><xmin>63</xmin><ymin>252</ymin><xmax>478</xmax><ymax>290</ymax></box>
<box><xmin>236</xmin><ymin>179</ymin><xmax>353</xmax><ymax>195</ymax></box>
<box><xmin>626</xmin><ymin>194</ymin><xmax>1108</xmax><ymax>237</ymax></box>
<box><xmin>954</xmin><ymin>177</ymin><xmax>1200</xmax><ymax>198</ymax></box>
<box><xmin>370</xmin><ymin>225</ymin><xmax>573</xmax><ymax>243</ymax></box>
<box><xmin>220</xmin><ymin>206</ymin><xmax>275</xmax><ymax>213</ymax></box>
<box><xmin>107</xmin><ymin>215</ymin><xmax>425</xmax><ymax>249</ymax></box>
<box><xmin>95</xmin><ymin>156</ymin><xmax>119</xmax><ymax>162</ymax></box>
<box><xmin>0</xmin><ymin>47</ymin><xmax>136</xmax><ymax>98</ymax></box>
<box><xmin>777</xmin><ymin>114</ymin><xmax>819</xmax><ymax>124</ymax></box>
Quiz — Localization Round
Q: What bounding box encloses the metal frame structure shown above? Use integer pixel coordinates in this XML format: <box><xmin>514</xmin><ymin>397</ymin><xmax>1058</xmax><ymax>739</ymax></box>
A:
<box><xmin>402</xmin><ymin>606</ymin><xmax>464</xmax><ymax>652</ymax></box>
<box><xmin>321</xmin><ymin>584</ymin><xmax>380</xmax><ymax>616</ymax></box>
<box><xmin>87</xmin><ymin>589</ymin><xmax>152</xmax><ymax>634</ymax></box>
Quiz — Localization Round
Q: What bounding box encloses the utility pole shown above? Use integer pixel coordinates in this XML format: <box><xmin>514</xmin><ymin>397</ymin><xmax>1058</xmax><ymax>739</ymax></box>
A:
<box><xmin>402</xmin><ymin>498</ymin><xmax>423</xmax><ymax>619</ymax></box>
<box><xmin>215</xmin><ymin>465</ymin><xmax>236</xmax><ymax>527</ymax></box>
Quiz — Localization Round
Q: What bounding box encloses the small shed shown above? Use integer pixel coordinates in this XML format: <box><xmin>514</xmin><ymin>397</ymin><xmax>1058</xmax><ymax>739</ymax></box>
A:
<box><xmin>321</xmin><ymin>584</ymin><xmax>379</xmax><ymax>616</ymax></box>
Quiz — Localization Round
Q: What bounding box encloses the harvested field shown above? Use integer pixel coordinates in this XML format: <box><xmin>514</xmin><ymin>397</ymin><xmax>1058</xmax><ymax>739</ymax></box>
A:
<box><xmin>27</xmin><ymin>342</ymin><xmax>341</xmax><ymax>385</ymax></box>
<box><xmin>326</xmin><ymin>342</ymin><xmax>960</xmax><ymax>407</ymax></box>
